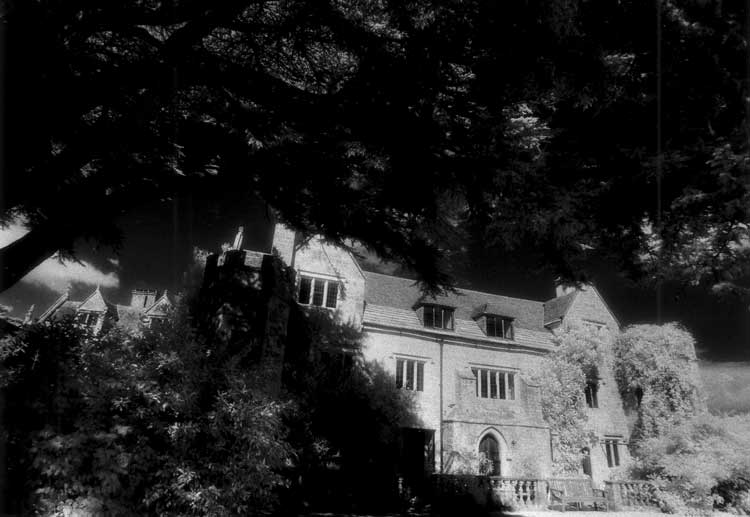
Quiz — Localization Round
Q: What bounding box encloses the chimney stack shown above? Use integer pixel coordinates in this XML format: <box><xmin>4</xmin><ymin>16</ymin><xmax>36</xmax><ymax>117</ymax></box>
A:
<box><xmin>271</xmin><ymin>222</ymin><xmax>297</xmax><ymax>267</ymax></box>
<box><xmin>131</xmin><ymin>289</ymin><xmax>158</xmax><ymax>309</ymax></box>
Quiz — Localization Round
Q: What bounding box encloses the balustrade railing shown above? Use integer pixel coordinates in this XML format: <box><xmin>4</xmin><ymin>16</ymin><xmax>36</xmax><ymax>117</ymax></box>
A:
<box><xmin>488</xmin><ymin>477</ymin><xmax>548</xmax><ymax>510</ymax></box>
<box><xmin>432</xmin><ymin>474</ymin><xmax>659</xmax><ymax>511</ymax></box>
<box><xmin>605</xmin><ymin>480</ymin><xmax>658</xmax><ymax>510</ymax></box>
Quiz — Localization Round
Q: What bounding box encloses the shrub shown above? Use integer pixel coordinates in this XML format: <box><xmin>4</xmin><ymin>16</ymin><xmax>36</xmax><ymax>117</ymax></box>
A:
<box><xmin>1</xmin><ymin>309</ymin><xmax>295</xmax><ymax>516</ymax></box>
<box><xmin>633</xmin><ymin>413</ymin><xmax>750</xmax><ymax>515</ymax></box>
<box><xmin>614</xmin><ymin>323</ymin><xmax>703</xmax><ymax>443</ymax></box>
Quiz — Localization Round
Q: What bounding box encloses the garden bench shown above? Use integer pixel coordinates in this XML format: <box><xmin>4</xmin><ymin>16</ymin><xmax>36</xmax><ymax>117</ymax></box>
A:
<box><xmin>548</xmin><ymin>478</ymin><xmax>608</xmax><ymax>512</ymax></box>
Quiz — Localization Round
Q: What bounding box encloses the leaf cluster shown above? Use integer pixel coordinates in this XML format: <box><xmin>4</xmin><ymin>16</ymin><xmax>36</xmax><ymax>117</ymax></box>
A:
<box><xmin>526</xmin><ymin>321</ymin><xmax>607</xmax><ymax>474</ymax></box>
<box><xmin>613</xmin><ymin>323</ymin><xmax>703</xmax><ymax>443</ymax></box>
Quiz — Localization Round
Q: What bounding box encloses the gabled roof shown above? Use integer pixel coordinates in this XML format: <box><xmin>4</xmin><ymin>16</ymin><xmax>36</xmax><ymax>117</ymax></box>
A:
<box><xmin>543</xmin><ymin>291</ymin><xmax>578</xmax><ymax>325</ymax></box>
<box><xmin>144</xmin><ymin>291</ymin><xmax>172</xmax><ymax>317</ymax></box>
<box><xmin>38</xmin><ymin>291</ymin><xmax>71</xmax><ymax>322</ymax></box>
<box><xmin>364</xmin><ymin>271</ymin><xmax>548</xmax><ymax>332</ymax></box>
<box><xmin>77</xmin><ymin>287</ymin><xmax>114</xmax><ymax>313</ymax></box>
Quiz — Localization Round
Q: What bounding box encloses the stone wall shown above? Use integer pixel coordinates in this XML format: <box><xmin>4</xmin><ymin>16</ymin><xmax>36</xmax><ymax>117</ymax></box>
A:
<box><xmin>562</xmin><ymin>286</ymin><xmax>631</xmax><ymax>485</ymax></box>
<box><xmin>361</xmin><ymin>328</ymin><xmax>553</xmax><ymax>477</ymax></box>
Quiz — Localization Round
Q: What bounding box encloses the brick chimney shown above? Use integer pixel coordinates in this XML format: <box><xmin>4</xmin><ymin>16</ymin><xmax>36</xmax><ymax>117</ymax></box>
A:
<box><xmin>271</xmin><ymin>223</ymin><xmax>297</xmax><ymax>267</ymax></box>
<box><xmin>131</xmin><ymin>289</ymin><xmax>157</xmax><ymax>309</ymax></box>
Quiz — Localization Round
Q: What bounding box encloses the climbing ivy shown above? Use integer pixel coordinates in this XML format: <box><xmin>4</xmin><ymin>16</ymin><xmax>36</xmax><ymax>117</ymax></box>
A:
<box><xmin>527</xmin><ymin>321</ymin><xmax>607</xmax><ymax>474</ymax></box>
<box><xmin>613</xmin><ymin>323</ymin><xmax>703</xmax><ymax>444</ymax></box>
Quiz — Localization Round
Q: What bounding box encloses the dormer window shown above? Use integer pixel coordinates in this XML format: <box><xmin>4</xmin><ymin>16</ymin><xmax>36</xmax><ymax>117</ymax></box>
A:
<box><xmin>298</xmin><ymin>275</ymin><xmax>339</xmax><ymax>309</ymax></box>
<box><xmin>75</xmin><ymin>311</ymin><xmax>99</xmax><ymax>328</ymax></box>
<box><xmin>422</xmin><ymin>304</ymin><xmax>454</xmax><ymax>330</ymax></box>
<box><xmin>485</xmin><ymin>315</ymin><xmax>514</xmax><ymax>339</ymax></box>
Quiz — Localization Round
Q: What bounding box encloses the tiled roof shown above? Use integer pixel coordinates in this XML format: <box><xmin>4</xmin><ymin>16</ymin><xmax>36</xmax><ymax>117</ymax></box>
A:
<box><xmin>54</xmin><ymin>301</ymin><xmax>81</xmax><ymax>319</ymax></box>
<box><xmin>38</xmin><ymin>287</ymin><xmax>170</xmax><ymax>333</ymax></box>
<box><xmin>363</xmin><ymin>271</ymin><xmax>548</xmax><ymax>331</ymax></box>
<box><xmin>78</xmin><ymin>287</ymin><xmax>114</xmax><ymax>313</ymax></box>
<box><xmin>362</xmin><ymin>271</ymin><xmax>555</xmax><ymax>349</ymax></box>
<box><xmin>363</xmin><ymin>303</ymin><xmax>553</xmax><ymax>350</ymax></box>
<box><xmin>543</xmin><ymin>291</ymin><xmax>578</xmax><ymax>324</ymax></box>
<box><xmin>144</xmin><ymin>291</ymin><xmax>172</xmax><ymax>317</ymax></box>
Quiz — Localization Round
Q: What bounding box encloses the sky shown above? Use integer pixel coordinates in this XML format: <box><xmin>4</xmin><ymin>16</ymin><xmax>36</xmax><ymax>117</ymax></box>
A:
<box><xmin>1</xmin><ymin>193</ymin><xmax>749</xmax><ymax>363</ymax></box>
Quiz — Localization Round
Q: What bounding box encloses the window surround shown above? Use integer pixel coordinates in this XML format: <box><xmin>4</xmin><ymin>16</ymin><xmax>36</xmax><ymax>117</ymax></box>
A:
<box><xmin>75</xmin><ymin>311</ymin><xmax>100</xmax><ymax>328</ymax></box>
<box><xmin>603</xmin><ymin>438</ymin><xmax>622</xmax><ymax>468</ymax></box>
<box><xmin>472</xmin><ymin>367</ymin><xmax>516</xmax><ymax>400</ymax></box>
<box><xmin>483</xmin><ymin>314</ymin><xmax>514</xmax><ymax>340</ymax></box>
<box><xmin>396</xmin><ymin>357</ymin><xmax>425</xmax><ymax>391</ymax></box>
<box><xmin>419</xmin><ymin>304</ymin><xmax>455</xmax><ymax>330</ymax></box>
<box><xmin>584</xmin><ymin>381</ymin><xmax>599</xmax><ymax>409</ymax></box>
<box><xmin>297</xmin><ymin>274</ymin><xmax>340</xmax><ymax>309</ymax></box>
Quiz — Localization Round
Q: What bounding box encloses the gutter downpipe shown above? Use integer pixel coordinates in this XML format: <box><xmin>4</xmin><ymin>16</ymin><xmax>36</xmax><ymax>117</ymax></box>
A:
<box><xmin>439</xmin><ymin>337</ymin><xmax>444</xmax><ymax>474</ymax></box>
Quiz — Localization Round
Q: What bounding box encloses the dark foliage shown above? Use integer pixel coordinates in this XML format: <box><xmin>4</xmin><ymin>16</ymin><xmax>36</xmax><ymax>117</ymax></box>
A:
<box><xmin>0</xmin><ymin>253</ymin><xmax>419</xmax><ymax>514</ymax></box>
<box><xmin>2</xmin><ymin>1</ymin><xmax>748</xmax><ymax>297</ymax></box>
<box><xmin>283</xmin><ymin>308</ymin><xmax>419</xmax><ymax>513</ymax></box>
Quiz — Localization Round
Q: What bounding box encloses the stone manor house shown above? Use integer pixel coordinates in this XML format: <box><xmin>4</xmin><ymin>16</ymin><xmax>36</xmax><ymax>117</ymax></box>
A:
<box><xmin>266</xmin><ymin>222</ymin><xmax>630</xmax><ymax>488</ymax></box>
<box><xmin>33</xmin><ymin>221</ymin><xmax>631</xmax><ymax>490</ymax></box>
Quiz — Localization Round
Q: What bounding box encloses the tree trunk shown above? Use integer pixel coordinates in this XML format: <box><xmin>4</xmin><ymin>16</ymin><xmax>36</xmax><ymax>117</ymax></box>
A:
<box><xmin>0</xmin><ymin>225</ymin><xmax>71</xmax><ymax>293</ymax></box>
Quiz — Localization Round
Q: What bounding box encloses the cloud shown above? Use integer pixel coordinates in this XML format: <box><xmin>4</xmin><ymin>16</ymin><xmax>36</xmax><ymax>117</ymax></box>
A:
<box><xmin>0</xmin><ymin>222</ymin><xmax>29</xmax><ymax>248</ymax></box>
<box><xmin>23</xmin><ymin>255</ymin><xmax>120</xmax><ymax>294</ymax></box>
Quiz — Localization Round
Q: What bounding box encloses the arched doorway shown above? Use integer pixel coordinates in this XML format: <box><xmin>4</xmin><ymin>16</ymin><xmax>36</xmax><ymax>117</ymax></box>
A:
<box><xmin>478</xmin><ymin>435</ymin><xmax>501</xmax><ymax>475</ymax></box>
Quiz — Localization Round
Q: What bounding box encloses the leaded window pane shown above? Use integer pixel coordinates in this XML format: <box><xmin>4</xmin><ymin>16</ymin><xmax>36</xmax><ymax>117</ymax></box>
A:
<box><xmin>312</xmin><ymin>279</ymin><xmax>325</xmax><ymax>306</ymax></box>
<box><xmin>325</xmin><ymin>282</ymin><xmax>338</xmax><ymax>308</ymax></box>
<box><xmin>508</xmin><ymin>373</ymin><xmax>515</xmax><ymax>400</ymax></box>
<box><xmin>298</xmin><ymin>277</ymin><xmax>312</xmax><ymax>304</ymax></box>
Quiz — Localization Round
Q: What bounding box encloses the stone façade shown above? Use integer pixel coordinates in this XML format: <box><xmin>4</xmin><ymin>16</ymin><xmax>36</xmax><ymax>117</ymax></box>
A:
<box><xmin>265</xmin><ymin>222</ymin><xmax>633</xmax><ymax>487</ymax></box>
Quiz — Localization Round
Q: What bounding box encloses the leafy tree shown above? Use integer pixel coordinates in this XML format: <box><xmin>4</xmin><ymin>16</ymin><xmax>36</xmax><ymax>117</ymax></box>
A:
<box><xmin>2</xmin><ymin>0</ymin><xmax>748</xmax><ymax>297</ymax></box>
<box><xmin>283</xmin><ymin>309</ymin><xmax>418</xmax><ymax>512</ymax></box>
<box><xmin>0</xmin><ymin>306</ymin><xmax>294</xmax><ymax>515</ymax></box>
<box><xmin>613</xmin><ymin>323</ymin><xmax>703</xmax><ymax>443</ymax></box>
<box><xmin>634</xmin><ymin>413</ymin><xmax>750</xmax><ymax>514</ymax></box>
<box><xmin>527</xmin><ymin>321</ymin><xmax>605</xmax><ymax>474</ymax></box>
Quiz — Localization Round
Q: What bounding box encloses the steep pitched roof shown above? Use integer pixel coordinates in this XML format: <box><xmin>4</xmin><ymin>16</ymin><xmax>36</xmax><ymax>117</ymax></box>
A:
<box><xmin>543</xmin><ymin>291</ymin><xmax>578</xmax><ymax>325</ymax></box>
<box><xmin>38</xmin><ymin>292</ymin><xmax>72</xmax><ymax>322</ymax></box>
<box><xmin>363</xmin><ymin>271</ymin><xmax>548</xmax><ymax>332</ymax></box>
<box><xmin>77</xmin><ymin>287</ymin><xmax>113</xmax><ymax>313</ymax></box>
<box><xmin>144</xmin><ymin>291</ymin><xmax>172</xmax><ymax>317</ymax></box>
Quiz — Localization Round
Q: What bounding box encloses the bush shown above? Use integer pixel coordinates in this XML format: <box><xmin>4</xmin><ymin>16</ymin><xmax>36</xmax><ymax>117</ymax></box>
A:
<box><xmin>633</xmin><ymin>413</ymin><xmax>750</xmax><ymax>515</ymax></box>
<box><xmin>614</xmin><ymin>323</ymin><xmax>703</xmax><ymax>443</ymax></box>
<box><xmin>1</xmin><ymin>307</ymin><xmax>295</xmax><ymax>516</ymax></box>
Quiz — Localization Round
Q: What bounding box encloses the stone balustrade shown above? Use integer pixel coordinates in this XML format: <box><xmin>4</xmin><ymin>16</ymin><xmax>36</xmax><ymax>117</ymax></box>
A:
<box><xmin>432</xmin><ymin>474</ymin><xmax>659</xmax><ymax>512</ymax></box>
<box><xmin>605</xmin><ymin>480</ymin><xmax>658</xmax><ymax>510</ymax></box>
<box><xmin>488</xmin><ymin>477</ymin><xmax>548</xmax><ymax>510</ymax></box>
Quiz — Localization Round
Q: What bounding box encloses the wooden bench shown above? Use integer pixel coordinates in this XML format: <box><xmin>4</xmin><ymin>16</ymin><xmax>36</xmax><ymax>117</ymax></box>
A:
<box><xmin>548</xmin><ymin>478</ymin><xmax>608</xmax><ymax>512</ymax></box>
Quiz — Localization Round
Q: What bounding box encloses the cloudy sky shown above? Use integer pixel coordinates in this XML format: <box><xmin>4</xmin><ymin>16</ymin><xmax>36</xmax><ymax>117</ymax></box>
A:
<box><xmin>1</xmin><ymin>193</ymin><xmax>748</xmax><ymax>362</ymax></box>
